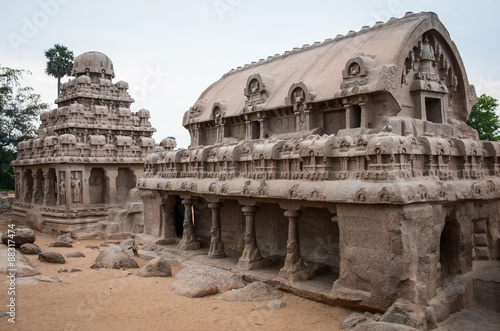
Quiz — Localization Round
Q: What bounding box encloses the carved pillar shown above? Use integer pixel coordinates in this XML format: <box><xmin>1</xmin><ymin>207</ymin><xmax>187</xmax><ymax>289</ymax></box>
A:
<box><xmin>279</xmin><ymin>210</ymin><xmax>310</xmax><ymax>281</ymax></box>
<box><xmin>177</xmin><ymin>198</ymin><xmax>200</xmax><ymax>250</ymax></box>
<box><xmin>57</xmin><ymin>171</ymin><xmax>68</xmax><ymax>207</ymax></box>
<box><xmin>32</xmin><ymin>171</ymin><xmax>43</xmax><ymax>205</ymax></box>
<box><xmin>208</xmin><ymin>202</ymin><xmax>225</xmax><ymax>258</ymax></box>
<box><xmin>161</xmin><ymin>196</ymin><xmax>177</xmax><ymax>244</ymax></box>
<box><xmin>43</xmin><ymin>170</ymin><xmax>56</xmax><ymax>206</ymax></box>
<box><xmin>257</xmin><ymin>112</ymin><xmax>269</xmax><ymax>139</ymax></box>
<box><xmin>238</xmin><ymin>206</ymin><xmax>268</xmax><ymax>270</ymax></box>
<box><xmin>106</xmin><ymin>169</ymin><xmax>118</xmax><ymax>204</ymax></box>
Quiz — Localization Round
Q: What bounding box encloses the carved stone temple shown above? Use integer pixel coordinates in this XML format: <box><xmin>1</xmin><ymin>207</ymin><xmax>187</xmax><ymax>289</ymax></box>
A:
<box><xmin>137</xmin><ymin>12</ymin><xmax>500</xmax><ymax>313</ymax></box>
<box><xmin>11</xmin><ymin>51</ymin><xmax>175</xmax><ymax>237</ymax></box>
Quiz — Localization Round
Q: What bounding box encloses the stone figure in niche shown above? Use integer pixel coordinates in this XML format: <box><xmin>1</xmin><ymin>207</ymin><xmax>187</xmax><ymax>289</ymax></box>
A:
<box><xmin>250</xmin><ymin>80</ymin><xmax>259</xmax><ymax>94</ymax></box>
<box><xmin>349</xmin><ymin>62</ymin><xmax>360</xmax><ymax>76</ymax></box>
<box><xmin>71</xmin><ymin>176</ymin><xmax>81</xmax><ymax>204</ymax></box>
<box><xmin>59</xmin><ymin>178</ymin><xmax>66</xmax><ymax>205</ymax></box>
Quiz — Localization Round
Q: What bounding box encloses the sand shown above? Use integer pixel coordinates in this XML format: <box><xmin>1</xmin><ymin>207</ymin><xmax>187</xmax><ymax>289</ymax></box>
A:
<box><xmin>0</xmin><ymin>214</ymin><xmax>352</xmax><ymax>331</ymax></box>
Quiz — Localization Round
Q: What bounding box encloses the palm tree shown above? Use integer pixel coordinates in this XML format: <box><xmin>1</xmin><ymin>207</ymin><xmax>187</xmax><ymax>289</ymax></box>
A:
<box><xmin>44</xmin><ymin>44</ymin><xmax>74</xmax><ymax>97</ymax></box>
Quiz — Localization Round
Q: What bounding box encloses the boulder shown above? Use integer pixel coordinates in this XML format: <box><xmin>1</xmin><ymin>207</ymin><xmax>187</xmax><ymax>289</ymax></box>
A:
<box><xmin>170</xmin><ymin>277</ymin><xmax>218</xmax><ymax>298</ymax></box>
<box><xmin>267</xmin><ymin>300</ymin><xmax>286</xmax><ymax>309</ymax></box>
<box><xmin>56</xmin><ymin>233</ymin><xmax>73</xmax><ymax>243</ymax></box>
<box><xmin>341</xmin><ymin>313</ymin><xmax>369</xmax><ymax>329</ymax></box>
<box><xmin>0</xmin><ymin>244</ymin><xmax>40</xmax><ymax>277</ymax></box>
<box><xmin>38</xmin><ymin>251</ymin><xmax>65</xmax><ymax>264</ymax></box>
<box><xmin>137</xmin><ymin>257</ymin><xmax>172</xmax><ymax>277</ymax></box>
<box><xmin>64</xmin><ymin>251</ymin><xmax>86</xmax><ymax>258</ymax></box>
<box><xmin>34</xmin><ymin>275</ymin><xmax>57</xmax><ymax>283</ymax></box>
<box><xmin>20</xmin><ymin>243</ymin><xmax>41</xmax><ymax>255</ymax></box>
<box><xmin>175</xmin><ymin>265</ymin><xmax>245</xmax><ymax>292</ymax></box>
<box><xmin>91</xmin><ymin>246</ymin><xmax>139</xmax><ymax>269</ymax></box>
<box><xmin>49</xmin><ymin>241</ymin><xmax>73</xmax><ymax>248</ymax></box>
<box><xmin>379</xmin><ymin>298</ymin><xmax>427</xmax><ymax>331</ymax></box>
<box><xmin>1</xmin><ymin>228</ymin><xmax>36</xmax><ymax>248</ymax></box>
<box><xmin>352</xmin><ymin>321</ymin><xmax>419</xmax><ymax>331</ymax></box>
<box><xmin>217</xmin><ymin>281</ymin><xmax>283</xmax><ymax>302</ymax></box>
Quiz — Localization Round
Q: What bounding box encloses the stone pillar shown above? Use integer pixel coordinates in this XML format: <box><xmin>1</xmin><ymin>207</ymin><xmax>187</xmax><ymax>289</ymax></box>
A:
<box><xmin>208</xmin><ymin>202</ymin><xmax>225</xmax><ymax>258</ymax></box>
<box><xmin>161</xmin><ymin>196</ymin><xmax>177</xmax><ymax>244</ymax></box>
<box><xmin>238</xmin><ymin>206</ymin><xmax>268</xmax><ymax>270</ymax></box>
<box><xmin>140</xmin><ymin>190</ymin><xmax>162</xmax><ymax>237</ymax></box>
<box><xmin>177</xmin><ymin>198</ymin><xmax>200</xmax><ymax>250</ymax></box>
<box><xmin>106</xmin><ymin>169</ymin><xmax>118</xmax><ymax>205</ymax></box>
<box><xmin>32</xmin><ymin>171</ymin><xmax>43</xmax><ymax>205</ymax></box>
<box><xmin>278</xmin><ymin>210</ymin><xmax>311</xmax><ymax>281</ymax></box>
<box><xmin>43</xmin><ymin>170</ymin><xmax>56</xmax><ymax>206</ymax></box>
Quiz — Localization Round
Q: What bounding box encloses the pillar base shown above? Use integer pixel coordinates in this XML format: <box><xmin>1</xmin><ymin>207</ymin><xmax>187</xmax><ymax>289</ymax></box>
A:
<box><xmin>237</xmin><ymin>258</ymin><xmax>271</xmax><ymax>270</ymax></box>
<box><xmin>208</xmin><ymin>251</ymin><xmax>226</xmax><ymax>259</ymax></box>
<box><xmin>177</xmin><ymin>241</ymin><xmax>200</xmax><ymax>250</ymax></box>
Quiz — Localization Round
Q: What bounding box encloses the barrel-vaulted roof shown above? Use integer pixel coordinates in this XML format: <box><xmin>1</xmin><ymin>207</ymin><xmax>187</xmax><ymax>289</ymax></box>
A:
<box><xmin>184</xmin><ymin>11</ymin><xmax>474</xmax><ymax>126</ymax></box>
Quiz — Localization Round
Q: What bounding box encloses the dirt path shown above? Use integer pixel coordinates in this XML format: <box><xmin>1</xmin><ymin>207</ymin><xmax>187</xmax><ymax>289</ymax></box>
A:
<box><xmin>0</xmin><ymin>214</ymin><xmax>352</xmax><ymax>331</ymax></box>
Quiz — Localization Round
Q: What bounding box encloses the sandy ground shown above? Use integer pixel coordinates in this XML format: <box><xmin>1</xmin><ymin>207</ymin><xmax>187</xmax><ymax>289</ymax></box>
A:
<box><xmin>0</xmin><ymin>213</ymin><xmax>352</xmax><ymax>331</ymax></box>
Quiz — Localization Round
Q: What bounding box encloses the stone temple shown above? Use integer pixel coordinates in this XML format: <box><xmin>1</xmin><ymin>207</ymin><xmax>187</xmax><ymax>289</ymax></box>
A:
<box><xmin>136</xmin><ymin>11</ymin><xmax>500</xmax><ymax>314</ymax></box>
<box><xmin>11</xmin><ymin>51</ymin><xmax>175</xmax><ymax>237</ymax></box>
<box><xmin>11</xmin><ymin>11</ymin><xmax>500</xmax><ymax>321</ymax></box>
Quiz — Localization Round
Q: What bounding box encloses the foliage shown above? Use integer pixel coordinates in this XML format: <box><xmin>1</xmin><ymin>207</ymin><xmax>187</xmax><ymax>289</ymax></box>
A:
<box><xmin>44</xmin><ymin>44</ymin><xmax>74</xmax><ymax>96</ymax></box>
<box><xmin>0</xmin><ymin>66</ymin><xmax>49</xmax><ymax>189</ymax></box>
<box><xmin>467</xmin><ymin>94</ymin><xmax>500</xmax><ymax>141</ymax></box>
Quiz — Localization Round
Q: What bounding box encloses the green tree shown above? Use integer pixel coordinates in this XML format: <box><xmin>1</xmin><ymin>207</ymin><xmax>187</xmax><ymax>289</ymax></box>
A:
<box><xmin>0</xmin><ymin>66</ymin><xmax>49</xmax><ymax>189</ymax></box>
<box><xmin>44</xmin><ymin>44</ymin><xmax>74</xmax><ymax>96</ymax></box>
<box><xmin>467</xmin><ymin>94</ymin><xmax>500</xmax><ymax>141</ymax></box>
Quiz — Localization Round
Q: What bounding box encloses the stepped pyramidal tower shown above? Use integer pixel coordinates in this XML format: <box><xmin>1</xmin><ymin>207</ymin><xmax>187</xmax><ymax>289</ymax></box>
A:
<box><xmin>12</xmin><ymin>51</ymin><xmax>175</xmax><ymax>237</ymax></box>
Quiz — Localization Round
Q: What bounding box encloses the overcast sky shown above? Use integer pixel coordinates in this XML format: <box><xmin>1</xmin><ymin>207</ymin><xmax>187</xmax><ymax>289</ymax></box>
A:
<box><xmin>2</xmin><ymin>0</ymin><xmax>499</xmax><ymax>148</ymax></box>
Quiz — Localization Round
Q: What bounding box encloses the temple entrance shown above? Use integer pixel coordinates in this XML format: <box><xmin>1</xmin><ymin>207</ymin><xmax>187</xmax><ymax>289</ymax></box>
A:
<box><xmin>89</xmin><ymin>168</ymin><xmax>107</xmax><ymax>204</ymax></box>
<box><xmin>174</xmin><ymin>195</ymin><xmax>184</xmax><ymax>237</ymax></box>
<box><xmin>116</xmin><ymin>167</ymin><xmax>135</xmax><ymax>204</ymax></box>
<box><xmin>439</xmin><ymin>217</ymin><xmax>461</xmax><ymax>277</ymax></box>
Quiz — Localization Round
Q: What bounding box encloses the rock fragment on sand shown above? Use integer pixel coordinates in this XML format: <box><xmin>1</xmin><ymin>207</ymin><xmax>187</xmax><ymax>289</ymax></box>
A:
<box><xmin>56</xmin><ymin>233</ymin><xmax>73</xmax><ymax>243</ymax></box>
<box><xmin>39</xmin><ymin>251</ymin><xmax>66</xmax><ymax>264</ymax></box>
<box><xmin>217</xmin><ymin>281</ymin><xmax>282</xmax><ymax>302</ymax></box>
<box><xmin>20</xmin><ymin>243</ymin><xmax>41</xmax><ymax>255</ymax></box>
<box><xmin>170</xmin><ymin>277</ymin><xmax>218</xmax><ymax>298</ymax></box>
<box><xmin>267</xmin><ymin>300</ymin><xmax>286</xmax><ymax>309</ymax></box>
<box><xmin>49</xmin><ymin>241</ymin><xmax>73</xmax><ymax>248</ymax></box>
<box><xmin>64</xmin><ymin>251</ymin><xmax>86</xmax><ymax>258</ymax></box>
<box><xmin>1</xmin><ymin>228</ymin><xmax>36</xmax><ymax>247</ymax></box>
<box><xmin>170</xmin><ymin>265</ymin><xmax>245</xmax><ymax>298</ymax></box>
<box><xmin>137</xmin><ymin>257</ymin><xmax>172</xmax><ymax>277</ymax></box>
<box><xmin>91</xmin><ymin>246</ymin><xmax>139</xmax><ymax>269</ymax></box>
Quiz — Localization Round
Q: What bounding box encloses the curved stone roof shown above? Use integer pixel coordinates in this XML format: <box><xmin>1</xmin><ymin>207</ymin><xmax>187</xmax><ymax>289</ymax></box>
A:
<box><xmin>72</xmin><ymin>51</ymin><xmax>115</xmax><ymax>78</ymax></box>
<box><xmin>185</xmin><ymin>11</ymin><xmax>474</xmax><ymax>125</ymax></box>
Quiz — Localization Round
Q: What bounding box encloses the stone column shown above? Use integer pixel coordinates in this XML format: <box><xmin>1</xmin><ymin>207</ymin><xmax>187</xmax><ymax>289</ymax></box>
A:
<box><xmin>177</xmin><ymin>198</ymin><xmax>200</xmax><ymax>250</ymax></box>
<box><xmin>208</xmin><ymin>202</ymin><xmax>225</xmax><ymax>258</ymax></box>
<box><xmin>43</xmin><ymin>170</ymin><xmax>56</xmax><ymax>206</ymax></box>
<box><xmin>32</xmin><ymin>171</ymin><xmax>42</xmax><ymax>205</ymax></box>
<box><xmin>238</xmin><ymin>206</ymin><xmax>268</xmax><ymax>270</ymax></box>
<box><xmin>140</xmin><ymin>190</ymin><xmax>162</xmax><ymax>237</ymax></box>
<box><xmin>278</xmin><ymin>210</ymin><xmax>310</xmax><ymax>281</ymax></box>
<box><xmin>161</xmin><ymin>196</ymin><xmax>177</xmax><ymax>244</ymax></box>
<box><xmin>106</xmin><ymin>169</ymin><xmax>118</xmax><ymax>205</ymax></box>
